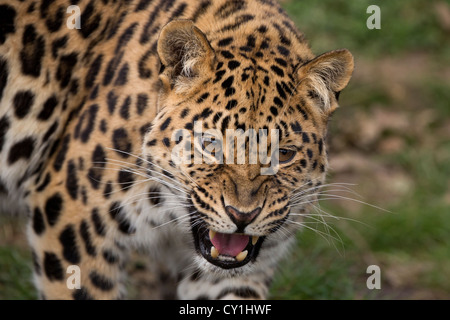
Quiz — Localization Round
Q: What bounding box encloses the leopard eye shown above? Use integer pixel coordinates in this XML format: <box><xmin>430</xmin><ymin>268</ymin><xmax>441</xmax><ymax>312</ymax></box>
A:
<box><xmin>201</xmin><ymin>136</ymin><xmax>215</xmax><ymax>150</ymax></box>
<box><xmin>201</xmin><ymin>135</ymin><xmax>222</xmax><ymax>153</ymax></box>
<box><xmin>279</xmin><ymin>149</ymin><xmax>296</xmax><ymax>164</ymax></box>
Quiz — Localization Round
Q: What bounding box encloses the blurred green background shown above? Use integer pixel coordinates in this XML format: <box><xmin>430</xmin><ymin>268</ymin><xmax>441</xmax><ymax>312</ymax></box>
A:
<box><xmin>1</xmin><ymin>0</ymin><xmax>449</xmax><ymax>299</ymax></box>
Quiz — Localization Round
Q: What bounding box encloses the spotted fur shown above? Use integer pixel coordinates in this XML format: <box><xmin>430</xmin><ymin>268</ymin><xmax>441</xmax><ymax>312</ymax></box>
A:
<box><xmin>0</xmin><ymin>0</ymin><xmax>353</xmax><ymax>299</ymax></box>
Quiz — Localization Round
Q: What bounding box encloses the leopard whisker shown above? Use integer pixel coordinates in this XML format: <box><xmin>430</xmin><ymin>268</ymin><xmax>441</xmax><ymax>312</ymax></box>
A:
<box><xmin>97</xmin><ymin>166</ymin><xmax>189</xmax><ymax>195</ymax></box>
<box><xmin>121</xmin><ymin>190</ymin><xmax>186</xmax><ymax>201</ymax></box>
<box><xmin>290</xmin><ymin>193</ymin><xmax>390</xmax><ymax>213</ymax></box>
<box><xmin>102</xmin><ymin>148</ymin><xmax>191</xmax><ymax>193</ymax></box>
<box><xmin>104</xmin><ymin>157</ymin><xmax>189</xmax><ymax>191</ymax></box>
<box><xmin>123</xmin><ymin>195</ymin><xmax>190</xmax><ymax>209</ymax></box>
<box><xmin>288</xmin><ymin>189</ymin><xmax>361</xmax><ymax>206</ymax></box>
<box><xmin>272</xmin><ymin>223</ymin><xmax>296</xmax><ymax>240</ymax></box>
<box><xmin>160</xmin><ymin>143</ymin><xmax>200</xmax><ymax>189</ymax></box>
<box><xmin>311</xmin><ymin>203</ymin><xmax>346</xmax><ymax>254</ymax></box>
<box><xmin>284</xmin><ymin>218</ymin><xmax>343</xmax><ymax>248</ymax></box>
<box><xmin>150</xmin><ymin>212</ymin><xmax>193</xmax><ymax>230</ymax></box>
<box><xmin>289</xmin><ymin>182</ymin><xmax>360</xmax><ymax>202</ymax></box>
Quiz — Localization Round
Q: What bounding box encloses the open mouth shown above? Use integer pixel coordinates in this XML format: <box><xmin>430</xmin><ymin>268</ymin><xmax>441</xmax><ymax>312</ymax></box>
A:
<box><xmin>191</xmin><ymin>220</ymin><xmax>265</xmax><ymax>269</ymax></box>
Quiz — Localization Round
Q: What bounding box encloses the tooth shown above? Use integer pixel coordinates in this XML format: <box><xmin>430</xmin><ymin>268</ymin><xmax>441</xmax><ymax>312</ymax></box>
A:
<box><xmin>252</xmin><ymin>236</ymin><xmax>259</xmax><ymax>245</ymax></box>
<box><xmin>235</xmin><ymin>250</ymin><xmax>248</xmax><ymax>262</ymax></box>
<box><xmin>211</xmin><ymin>246</ymin><xmax>219</xmax><ymax>259</ymax></box>
<box><xmin>209</xmin><ymin>229</ymin><xmax>216</xmax><ymax>241</ymax></box>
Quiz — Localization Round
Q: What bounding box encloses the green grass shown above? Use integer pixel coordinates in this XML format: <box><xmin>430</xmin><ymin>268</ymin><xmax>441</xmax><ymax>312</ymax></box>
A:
<box><xmin>0</xmin><ymin>246</ymin><xmax>36</xmax><ymax>300</ymax></box>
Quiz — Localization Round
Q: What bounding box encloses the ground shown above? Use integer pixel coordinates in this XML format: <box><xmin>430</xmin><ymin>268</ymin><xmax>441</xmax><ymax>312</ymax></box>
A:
<box><xmin>1</xmin><ymin>0</ymin><xmax>449</xmax><ymax>299</ymax></box>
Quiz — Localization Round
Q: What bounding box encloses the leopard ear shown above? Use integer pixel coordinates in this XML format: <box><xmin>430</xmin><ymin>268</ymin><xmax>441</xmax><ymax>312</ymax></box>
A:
<box><xmin>297</xmin><ymin>49</ymin><xmax>354</xmax><ymax>115</ymax></box>
<box><xmin>157</xmin><ymin>20</ymin><xmax>215</xmax><ymax>91</ymax></box>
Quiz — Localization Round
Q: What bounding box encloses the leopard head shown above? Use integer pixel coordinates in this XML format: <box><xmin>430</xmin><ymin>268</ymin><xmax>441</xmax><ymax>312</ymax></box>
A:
<box><xmin>143</xmin><ymin>20</ymin><xmax>354</xmax><ymax>273</ymax></box>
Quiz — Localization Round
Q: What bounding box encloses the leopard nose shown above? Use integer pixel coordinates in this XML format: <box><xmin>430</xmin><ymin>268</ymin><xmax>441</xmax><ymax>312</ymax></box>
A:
<box><xmin>225</xmin><ymin>206</ymin><xmax>261</xmax><ymax>232</ymax></box>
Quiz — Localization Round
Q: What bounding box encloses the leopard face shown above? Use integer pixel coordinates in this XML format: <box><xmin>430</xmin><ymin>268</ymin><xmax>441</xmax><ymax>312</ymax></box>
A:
<box><xmin>144</xmin><ymin>21</ymin><xmax>354</xmax><ymax>272</ymax></box>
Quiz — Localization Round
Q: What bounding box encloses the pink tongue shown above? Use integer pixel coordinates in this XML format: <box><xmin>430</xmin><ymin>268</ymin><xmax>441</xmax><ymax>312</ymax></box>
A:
<box><xmin>210</xmin><ymin>232</ymin><xmax>249</xmax><ymax>257</ymax></box>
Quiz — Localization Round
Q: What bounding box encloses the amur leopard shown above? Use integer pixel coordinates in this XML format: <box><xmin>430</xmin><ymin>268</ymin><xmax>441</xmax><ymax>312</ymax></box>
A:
<box><xmin>0</xmin><ymin>0</ymin><xmax>354</xmax><ymax>299</ymax></box>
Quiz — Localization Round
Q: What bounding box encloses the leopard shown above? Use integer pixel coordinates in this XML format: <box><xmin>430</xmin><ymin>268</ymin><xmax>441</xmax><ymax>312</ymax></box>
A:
<box><xmin>0</xmin><ymin>0</ymin><xmax>354</xmax><ymax>299</ymax></box>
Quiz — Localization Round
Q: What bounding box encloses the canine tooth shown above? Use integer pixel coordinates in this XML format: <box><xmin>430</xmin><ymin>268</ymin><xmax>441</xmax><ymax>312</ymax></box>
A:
<box><xmin>235</xmin><ymin>250</ymin><xmax>248</xmax><ymax>262</ymax></box>
<box><xmin>209</xmin><ymin>229</ymin><xmax>216</xmax><ymax>241</ymax></box>
<box><xmin>252</xmin><ymin>236</ymin><xmax>259</xmax><ymax>245</ymax></box>
<box><xmin>211</xmin><ymin>246</ymin><xmax>219</xmax><ymax>259</ymax></box>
